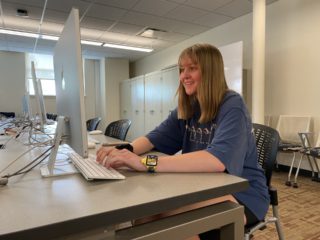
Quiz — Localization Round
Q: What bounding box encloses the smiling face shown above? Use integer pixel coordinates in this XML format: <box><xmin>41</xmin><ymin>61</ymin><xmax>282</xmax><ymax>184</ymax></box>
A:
<box><xmin>179</xmin><ymin>56</ymin><xmax>201</xmax><ymax>96</ymax></box>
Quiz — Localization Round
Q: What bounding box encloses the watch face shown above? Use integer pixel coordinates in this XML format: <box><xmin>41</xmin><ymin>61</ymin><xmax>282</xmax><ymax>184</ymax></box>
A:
<box><xmin>146</xmin><ymin>155</ymin><xmax>158</xmax><ymax>166</ymax></box>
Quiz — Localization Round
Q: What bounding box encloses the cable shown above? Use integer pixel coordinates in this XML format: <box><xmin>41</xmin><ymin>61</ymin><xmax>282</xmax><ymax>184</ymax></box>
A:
<box><xmin>0</xmin><ymin>145</ymin><xmax>42</xmax><ymax>175</ymax></box>
<box><xmin>1</xmin><ymin>146</ymin><xmax>53</xmax><ymax>179</ymax></box>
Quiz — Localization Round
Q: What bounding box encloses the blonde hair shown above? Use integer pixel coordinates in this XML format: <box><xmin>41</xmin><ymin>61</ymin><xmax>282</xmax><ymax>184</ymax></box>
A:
<box><xmin>177</xmin><ymin>44</ymin><xmax>228</xmax><ymax>123</ymax></box>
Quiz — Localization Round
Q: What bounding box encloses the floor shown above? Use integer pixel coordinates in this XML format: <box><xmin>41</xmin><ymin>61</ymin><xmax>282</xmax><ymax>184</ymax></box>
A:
<box><xmin>252</xmin><ymin>171</ymin><xmax>320</xmax><ymax>240</ymax></box>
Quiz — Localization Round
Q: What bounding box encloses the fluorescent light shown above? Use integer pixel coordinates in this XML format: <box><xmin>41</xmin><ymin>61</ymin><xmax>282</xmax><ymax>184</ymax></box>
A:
<box><xmin>81</xmin><ymin>40</ymin><xmax>103</xmax><ymax>46</ymax></box>
<box><xmin>0</xmin><ymin>29</ymin><xmax>39</xmax><ymax>38</ymax></box>
<box><xmin>41</xmin><ymin>34</ymin><xmax>59</xmax><ymax>41</ymax></box>
<box><xmin>0</xmin><ymin>28</ymin><xmax>154</xmax><ymax>52</ymax></box>
<box><xmin>103</xmin><ymin>43</ymin><xmax>153</xmax><ymax>52</ymax></box>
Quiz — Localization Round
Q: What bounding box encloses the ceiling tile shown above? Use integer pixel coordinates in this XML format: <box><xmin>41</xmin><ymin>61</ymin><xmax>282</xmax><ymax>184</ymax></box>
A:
<box><xmin>195</xmin><ymin>12</ymin><xmax>232</xmax><ymax>28</ymax></box>
<box><xmin>168</xmin><ymin>21</ymin><xmax>209</xmax><ymax>36</ymax></box>
<box><xmin>1</xmin><ymin>2</ymin><xmax>43</xmax><ymax>21</ymax></box>
<box><xmin>91</xmin><ymin>0</ymin><xmax>140</xmax><ymax>10</ymax></box>
<box><xmin>183</xmin><ymin>0</ymin><xmax>233</xmax><ymax>11</ymax></box>
<box><xmin>80</xmin><ymin>17</ymin><xmax>114</xmax><ymax>31</ymax></box>
<box><xmin>80</xmin><ymin>28</ymin><xmax>105</xmax><ymax>41</ymax></box>
<box><xmin>133</xmin><ymin>0</ymin><xmax>178</xmax><ymax>16</ymax></box>
<box><xmin>164</xmin><ymin>5</ymin><xmax>208</xmax><ymax>22</ymax></box>
<box><xmin>109</xmin><ymin>22</ymin><xmax>145</xmax><ymax>35</ymax></box>
<box><xmin>46</xmin><ymin>0</ymin><xmax>89</xmax><ymax>14</ymax></box>
<box><xmin>216</xmin><ymin>0</ymin><xmax>252</xmax><ymax>18</ymax></box>
<box><xmin>86</xmin><ymin>3</ymin><xmax>127</xmax><ymax>21</ymax></box>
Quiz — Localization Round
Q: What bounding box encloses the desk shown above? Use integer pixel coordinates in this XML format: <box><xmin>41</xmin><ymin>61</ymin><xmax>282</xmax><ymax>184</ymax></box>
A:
<box><xmin>0</xmin><ymin>134</ymin><xmax>248</xmax><ymax>240</ymax></box>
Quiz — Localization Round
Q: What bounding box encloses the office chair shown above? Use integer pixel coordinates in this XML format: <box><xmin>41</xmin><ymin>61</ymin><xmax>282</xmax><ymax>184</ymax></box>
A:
<box><xmin>86</xmin><ymin>117</ymin><xmax>102</xmax><ymax>131</ymax></box>
<box><xmin>0</xmin><ymin>112</ymin><xmax>15</xmax><ymax>118</ymax></box>
<box><xmin>104</xmin><ymin>119</ymin><xmax>131</xmax><ymax>141</ymax></box>
<box><xmin>298</xmin><ymin>132</ymin><xmax>320</xmax><ymax>182</ymax></box>
<box><xmin>245</xmin><ymin>123</ymin><xmax>284</xmax><ymax>240</ymax></box>
<box><xmin>276</xmin><ymin>115</ymin><xmax>312</xmax><ymax>187</ymax></box>
<box><xmin>46</xmin><ymin>113</ymin><xmax>58</xmax><ymax>121</ymax></box>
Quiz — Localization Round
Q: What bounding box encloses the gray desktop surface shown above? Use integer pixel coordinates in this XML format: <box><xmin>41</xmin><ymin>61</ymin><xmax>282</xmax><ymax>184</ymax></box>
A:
<box><xmin>0</xmin><ymin>135</ymin><xmax>248</xmax><ymax>240</ymax></box>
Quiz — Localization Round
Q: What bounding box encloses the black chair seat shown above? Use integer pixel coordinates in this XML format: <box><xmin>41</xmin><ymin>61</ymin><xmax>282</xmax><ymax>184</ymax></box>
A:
<box><xmin>310</xmin><ymin>147</ymin><xmax>320</xmax><ymax>158</ymax></box>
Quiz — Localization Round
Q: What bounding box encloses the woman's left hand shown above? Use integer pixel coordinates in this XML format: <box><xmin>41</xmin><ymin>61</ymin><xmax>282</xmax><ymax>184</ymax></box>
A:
<box><xmin>96</xmin><ymin>147</ymin><xmax>145</xmax><ymax>171</ymax></box>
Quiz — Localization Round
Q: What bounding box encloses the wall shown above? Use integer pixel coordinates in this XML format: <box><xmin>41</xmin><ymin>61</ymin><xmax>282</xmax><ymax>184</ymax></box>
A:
<box><xmin>0</xmin><ymin>51</ymin><xmax>26</xmax><ymax>115</ymax></box>
<box><xmin>100</xmin><ymin>58</ymin><xmax>129</xmax><ymax>130</ymax></box>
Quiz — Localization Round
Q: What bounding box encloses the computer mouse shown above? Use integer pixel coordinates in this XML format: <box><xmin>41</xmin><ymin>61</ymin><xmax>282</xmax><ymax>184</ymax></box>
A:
<box><xmin>88</xmin><ymin>141</ymin><xmax>96</xmax><ymax>149</ymax></box>
<box><xmin>89</xmin><ymin>130</ymin><xmax>103</xmax><ymax>135</ymax></box>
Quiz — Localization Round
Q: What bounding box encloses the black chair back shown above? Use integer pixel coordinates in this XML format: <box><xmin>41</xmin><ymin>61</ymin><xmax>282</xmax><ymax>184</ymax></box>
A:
<box><xmin>86</xmin><ymin>117</ymin><xmax>101</xmax><ymax>131</ymax></box>
<box><xmin>0</xmin><ymin>112</ymin><xmax>15</xmax><ymax>118</ymax></box>
<box><xmin>104</xmin><ymin>119</ymin><xmax>131</xmax><ymax>141</ymax></box>
<box><xmin>252</xmin><ymin>123</ymin><xmax>280</xmax><ymax>187</ymax></box>
<box><xmin>46</xmin><ymin>113</ymin><xmax>58</xmax><ymax>121</ymax></box>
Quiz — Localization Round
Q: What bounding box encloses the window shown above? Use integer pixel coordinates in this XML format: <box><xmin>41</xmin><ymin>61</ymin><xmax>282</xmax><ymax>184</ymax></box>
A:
<box><xmin>26</xmin><ymin>53</ymin><xmax>56</xmax><ymax>96</ymax></box>
<box><xmin>28</xmin><ymin>78</ymin><xmax>56</xmax><ymax>96</ymax></box>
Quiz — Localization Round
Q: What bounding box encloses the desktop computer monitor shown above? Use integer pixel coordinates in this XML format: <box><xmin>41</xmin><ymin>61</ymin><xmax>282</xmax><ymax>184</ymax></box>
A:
<box><xmin>40</xmin><ymin>8</ymin><xmax>88</xmax><ymax>177</ymax></box>
<box><xmin>31</xmin><ymin>61</ymin><xmax>48</xmax><ymax>128</ymax></box>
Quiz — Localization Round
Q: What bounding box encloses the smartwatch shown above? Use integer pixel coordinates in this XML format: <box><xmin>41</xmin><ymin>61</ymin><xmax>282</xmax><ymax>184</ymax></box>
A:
<box><xmin>141</xmin><ymin>155</ymin><xmax>158</xmax><ymax>173</ymax></box>
<box><xmin>115</xmin><ymin>144</ymin><xmax>133</xmax><ymax>152</ymax></box>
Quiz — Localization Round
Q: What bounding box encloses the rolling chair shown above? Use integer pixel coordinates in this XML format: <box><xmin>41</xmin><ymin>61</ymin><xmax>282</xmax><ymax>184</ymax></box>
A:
<box><xmin>0</xmin><ymin>112</ymin><xmax>15</xmax><ymax>118</ymax></box>
<box><xmin>298</xmin><ymin>132</ymin><xmax>320</xmax><ymax>182</ymax></box>
<box><xmin>276</xmin><ymin>115</ymin><xmax>312</xmax><ymax>187</ymax></box>
<box><xmin>104</xmin><ymin>119</ymin><xmax>131</xmax><ymax>141</ymax></box>
<box><xmin>46</xmin><ymin>113</ymin><xmax>58</xmax><ymax>121</ymax></box>
<box><xmin>86</xmin><ymin>117</ymin><xmax>101</xmax><ymax>131</ymax></box>
<box><xmin>245</xmin><ymin>123</ymin><xmax>284</xmax><ymax>240</ymax></box>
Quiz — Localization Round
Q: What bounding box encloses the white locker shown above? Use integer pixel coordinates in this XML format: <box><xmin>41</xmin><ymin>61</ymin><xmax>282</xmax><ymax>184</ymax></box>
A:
<box><xmin>144</xmin><ymin>71</ymin><xmax>162</xmax><ymax>134</ymax></box>
<box><xmin>131</xmin><ymin>76</ymin><xmax>145</xmax><ymax>140</ymax></box>
<box><xmin>161</xmin><ymin>66</ymin><xmax>179</xmax><ymax>121</ymax></box>
<box><xmin>120</xmin><ymin>80</ymin><xmax>133</xmax><ymax>140</ymax></box>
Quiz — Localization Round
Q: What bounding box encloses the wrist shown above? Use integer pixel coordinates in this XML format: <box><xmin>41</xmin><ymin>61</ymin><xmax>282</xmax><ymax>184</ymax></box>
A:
<box><xmin>141</xmin><ymin>155</ymin><xmax>158</xmax><ymax>173</ymax></box>
<box><xmin>115</xmin><ymin>143</ymin><xmax>133</xmax><ymax>152</ymax></box>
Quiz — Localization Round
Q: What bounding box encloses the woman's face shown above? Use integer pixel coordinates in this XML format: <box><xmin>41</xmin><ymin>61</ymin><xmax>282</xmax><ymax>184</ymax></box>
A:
<box><xmin>179</xmin><ymin>56</ymin><xmax>201</xmax><ymax>96</ymax></box>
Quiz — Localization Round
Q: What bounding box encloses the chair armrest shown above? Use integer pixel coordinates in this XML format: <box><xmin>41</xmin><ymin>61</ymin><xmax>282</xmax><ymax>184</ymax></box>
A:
<box><xmin>269</xmin><ymin>187</ymin><xmax>278</xmax><ymax>206</ymax></box>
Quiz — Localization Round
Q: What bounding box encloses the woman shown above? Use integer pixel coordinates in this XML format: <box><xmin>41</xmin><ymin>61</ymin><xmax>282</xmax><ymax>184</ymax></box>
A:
<box><xmin>96</xmin><ymin>43</ymin><xmax>269</xmax><ymax>239</ymax></box>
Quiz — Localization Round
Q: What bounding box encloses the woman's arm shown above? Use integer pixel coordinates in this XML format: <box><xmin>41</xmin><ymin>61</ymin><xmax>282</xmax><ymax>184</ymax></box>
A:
<box><xmin>156</xmin><ymin>150</ymin><xmax>225</xmax><ymax>173</ymax></box>
<box><xmin>131</xmin><ymin>136</ymin><xmax>154</xmax><ymax>155</ymax></box>
<box><xmin>97</xmin><ymin>146</ymin><xmax>225</xmax><ymax>173</ymax></box>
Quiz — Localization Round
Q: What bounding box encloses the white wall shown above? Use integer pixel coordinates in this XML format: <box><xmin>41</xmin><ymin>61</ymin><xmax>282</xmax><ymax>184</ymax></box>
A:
<box><xmin>0</xmin><ymin>51</ymin><xmax>26</xmax><ymax>115</ymax></box>
<box><xmin>100</xmin><ymin>58</ymin><xmax>129</xmax><ymax>131</ymax></box>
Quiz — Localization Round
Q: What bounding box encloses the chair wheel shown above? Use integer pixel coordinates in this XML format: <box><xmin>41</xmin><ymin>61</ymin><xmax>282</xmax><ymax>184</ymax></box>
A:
<box><xmin>293</xmin><ymin>182</ymin><xmax>299</xmax><ymax>188</ymax></box>
<box><xmin>285</xmin><ymin>181</ymin><xmax>292</xmax><ymax>186</ymax></box>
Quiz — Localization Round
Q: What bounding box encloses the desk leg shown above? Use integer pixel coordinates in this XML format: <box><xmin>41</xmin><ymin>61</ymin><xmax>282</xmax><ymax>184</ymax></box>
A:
<box><xmin>219</xmin><ymin>205</ymin><xmax>244</xmax><ymax>240</ymax></box>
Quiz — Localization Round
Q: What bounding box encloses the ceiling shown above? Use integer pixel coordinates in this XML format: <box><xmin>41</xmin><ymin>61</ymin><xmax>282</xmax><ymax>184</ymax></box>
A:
<box><xmin>0</xmin><ymin>0</ymin><xmax>277</xmax><ymax>62</ymax></box>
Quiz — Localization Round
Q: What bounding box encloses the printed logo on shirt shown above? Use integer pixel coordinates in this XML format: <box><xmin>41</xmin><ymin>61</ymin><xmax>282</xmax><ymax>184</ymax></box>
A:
<box><xmin>185</xmin><ymin>122</ymin><xmax>217</xmax><ymax>146</ymax></box>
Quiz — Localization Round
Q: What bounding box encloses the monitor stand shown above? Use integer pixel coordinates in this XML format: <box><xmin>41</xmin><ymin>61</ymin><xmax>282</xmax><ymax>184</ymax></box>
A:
<box><xmin>40</xmin><ymin>116</ymin><xmax>78</xmax><ymax>177</ymax></box>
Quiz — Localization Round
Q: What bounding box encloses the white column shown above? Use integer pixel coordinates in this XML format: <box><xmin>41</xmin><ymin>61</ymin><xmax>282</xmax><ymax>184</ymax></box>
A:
<box><xmin>252</xmin><ymin>0</ymin><xmax>266</xmax><ymax>124</ymax></box>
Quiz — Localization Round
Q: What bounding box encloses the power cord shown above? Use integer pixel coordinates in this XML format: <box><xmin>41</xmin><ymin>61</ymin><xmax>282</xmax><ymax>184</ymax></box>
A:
<box><xmin>0</xmin><ymin>146</ymin><xmax>53</xmax><ymax>186</ymax></box>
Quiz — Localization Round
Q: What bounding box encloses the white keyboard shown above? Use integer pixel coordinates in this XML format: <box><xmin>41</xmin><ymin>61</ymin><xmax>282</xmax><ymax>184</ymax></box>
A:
<box><xmin>68</xmin><ymin>152</ymin><xmax>125</xmax><ymax>181</ymax></box>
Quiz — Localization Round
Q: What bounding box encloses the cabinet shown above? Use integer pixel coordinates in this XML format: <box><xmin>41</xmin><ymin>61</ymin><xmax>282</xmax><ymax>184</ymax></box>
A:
<box><xmin>144</xmin><ymin>71</ymin><xmax>163</xmax><ymax>133</ymax></box>
<box><xmin>131</xmin><ymin>76</ymin><xmax>145</xmax><ymax>140</ymax></box>
<box><xmin>120</xmin><ymin>66</ymin><xmax>179</xmax><ymax>141</ymax></box>
<box><xmin>161</xmin><ymin>67</ymin><xmax>179</xmax><ymax>121</ymax></box>
<box><xmin>120</xmin><ymin>76</ymin><xmax>145</xmax><ymax>141</ymax></box>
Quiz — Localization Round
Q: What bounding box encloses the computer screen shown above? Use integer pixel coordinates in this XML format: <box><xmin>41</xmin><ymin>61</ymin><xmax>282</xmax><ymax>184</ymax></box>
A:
<box><xmin>31</xmin><ymin>61</ymin><xmax>48</xmax><ymax>128</ymax></box>
<box><xmin>54</xmin><ymin>7</ymin><xmax>88</xmax><ymax>158</ymax></box>
<box><xmin>40</xmin><ymin>8</ymin><xmax>88</xmax><ymax>177</ymax></box>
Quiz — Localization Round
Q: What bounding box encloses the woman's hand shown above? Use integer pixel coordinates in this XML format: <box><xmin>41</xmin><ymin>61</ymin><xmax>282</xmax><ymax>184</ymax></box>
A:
<box><xmin>96</xmin><ymin>146</ymin><xmax>145</xmax><ymax>171</ymax></box>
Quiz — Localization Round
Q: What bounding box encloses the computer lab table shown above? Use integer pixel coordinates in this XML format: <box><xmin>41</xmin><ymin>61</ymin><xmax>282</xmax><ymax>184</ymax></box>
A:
<box><xmin>0</xmin><ymin>134</ymin><xmax>248</xmax><ymax>240</ymax></box>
